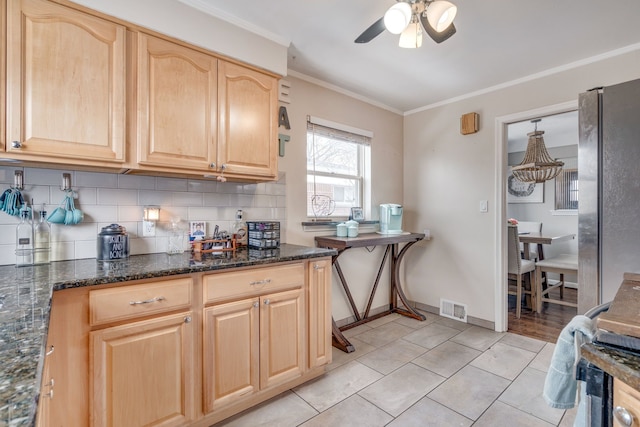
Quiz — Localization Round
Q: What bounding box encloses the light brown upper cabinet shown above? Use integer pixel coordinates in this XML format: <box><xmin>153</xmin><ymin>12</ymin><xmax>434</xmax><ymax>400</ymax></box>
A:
<box><xmin>132</xmin><ymin>32</ymin><xmax>279</xmax><ymax>181</ymax></box>
<box><xmin>133</xmin><ymin>32</ymin><xmax>218</xmax><ymax>173</ymax></box>
<box><xmin>217</xmin><ymin>61</ymin><xmax>278</xmax><ymax>179</ymax></box>
<box><xmin>5</xmin><ymin>0</ymin><xmax>126</xmax><ymax>167</ymax></box>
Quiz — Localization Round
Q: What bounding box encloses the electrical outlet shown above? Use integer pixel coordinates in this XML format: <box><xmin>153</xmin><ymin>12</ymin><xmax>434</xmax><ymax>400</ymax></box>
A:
<box><xmin>143</xmin><ymin>220</ymin><xmax>156</xmax><ymax>237</ymax></box>
<box><xmin>423</xmin><ymin>229</ymin><xmax>431</xmax><ymax>240</ymax></box>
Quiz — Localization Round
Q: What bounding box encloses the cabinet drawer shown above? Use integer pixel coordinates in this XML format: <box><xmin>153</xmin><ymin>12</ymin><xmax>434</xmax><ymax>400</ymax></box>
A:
<box><xmin>614</xmin><ymin>378</ymin><xmax>640</xmax><ymax>427</ymax></box>
<box><xmin>90</xmin><ymin>277</ymin><xmax>193</xmax><ymax>326</ymax></box>
<box><xmin>204</xmin><ymin>263</ymin><xmax>304</xmax><ymax>304</ymax></box>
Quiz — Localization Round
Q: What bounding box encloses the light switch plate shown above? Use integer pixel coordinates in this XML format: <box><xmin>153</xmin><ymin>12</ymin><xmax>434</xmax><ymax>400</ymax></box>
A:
<box><xmin>479</xmin><ymin>200</ymin><xmax>488</xmax><ymax>213</ymax></box>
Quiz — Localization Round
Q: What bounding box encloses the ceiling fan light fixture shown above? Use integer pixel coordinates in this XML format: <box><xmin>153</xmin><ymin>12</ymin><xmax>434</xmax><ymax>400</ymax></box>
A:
<box><xmin>426</xmin><ymin>1</ymin><xmax>457</xmax><ymax>32</ymax></box>
<box><xmin>399</xmin><ymin>18</ymin><xmax>423</xmax><ymax>48</ymax></box>
<box><xmin>384</xmin><ymin>2</ymin><xmax>412</xmax><ymax>34</ymax></box>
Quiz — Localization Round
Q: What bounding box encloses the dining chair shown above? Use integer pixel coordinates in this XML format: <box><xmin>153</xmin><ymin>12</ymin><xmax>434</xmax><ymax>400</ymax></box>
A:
<box><xmin>517</xmin><ymin>221</ymin><xmax>542</xmax><ymax>260</ymax></box>
<box><xmin>508</xmin><ymin>225</ymin><xmax>537</xmax><ymax>318</ymax></box>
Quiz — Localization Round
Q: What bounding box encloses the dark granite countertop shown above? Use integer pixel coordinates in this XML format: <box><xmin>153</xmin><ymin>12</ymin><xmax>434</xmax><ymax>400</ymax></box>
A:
<box><xmin>581</xmin><ymin>342</ymin><xmax>640</xmax><ymax>390</ymax></box>
<box><xmin>0</xmin><ymin>244</ymin><xmax>336</xmax><ymax>426</ymax></box>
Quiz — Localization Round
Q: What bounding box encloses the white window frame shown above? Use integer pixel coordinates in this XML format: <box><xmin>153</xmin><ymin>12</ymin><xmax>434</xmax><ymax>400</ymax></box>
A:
<box><xmin>306</xmin><ymin>116</ymin><xmax>372</xmax><ymax>220</ymax></box>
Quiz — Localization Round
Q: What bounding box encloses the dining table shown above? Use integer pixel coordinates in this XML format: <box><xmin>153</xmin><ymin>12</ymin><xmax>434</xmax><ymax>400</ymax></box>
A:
<box><xmin>518</xmin><ymin>231</ymin><xmax>576</xmax><ymax>261</ymax></box>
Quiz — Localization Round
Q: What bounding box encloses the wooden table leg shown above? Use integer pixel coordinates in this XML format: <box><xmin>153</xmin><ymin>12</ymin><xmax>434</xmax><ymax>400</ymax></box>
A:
<box><xmin>391</xmin><ymin>242</ymin><xmax>426</xmax><ymax>321</ymax></box>
<box><xmin>331</xmin><ymin>317</ymin><xmax>355</xmax><ymax>353</ymax></box>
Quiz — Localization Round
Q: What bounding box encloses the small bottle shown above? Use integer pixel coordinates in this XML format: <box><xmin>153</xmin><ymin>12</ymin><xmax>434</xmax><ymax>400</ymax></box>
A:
<box><xmin>16</xmin><ymin>209</ymin><xmax>34</xmax><ymax>266</ymax></box>
<box><xmin>34</xmin><ymin>207</ymin><xmax>51</xmax><ymax>265</ymax></box>
<box><xmin>231</xmin><ymin>210</ymin><xmax>247</xmax><ymax>246</ymax></box>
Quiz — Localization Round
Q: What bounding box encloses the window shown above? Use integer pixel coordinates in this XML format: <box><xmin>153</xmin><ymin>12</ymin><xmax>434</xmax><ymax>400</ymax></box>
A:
<box><xmin>555</xmin><ymin>168</ymin><xmax>578</xmax><ymax>210</ymax></box>
<box><xmin>306</xmin><ymin>117</ymin><xmax>371</xmax><ymax>218</ymax></box>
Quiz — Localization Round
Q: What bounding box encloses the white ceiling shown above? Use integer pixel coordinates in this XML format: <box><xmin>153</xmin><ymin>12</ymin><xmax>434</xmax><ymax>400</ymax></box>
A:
<box><xmin>179</xmin><ymin>0</ymin><xmax>640</xmax><ymax>113</ymax></box>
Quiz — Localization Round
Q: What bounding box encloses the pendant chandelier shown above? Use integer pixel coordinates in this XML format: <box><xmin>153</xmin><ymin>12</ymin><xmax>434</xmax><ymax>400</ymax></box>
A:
<box><xmin>511</xmin><ymin>118</ymin><xmax>564</xmax><ymax>183</ymax></box>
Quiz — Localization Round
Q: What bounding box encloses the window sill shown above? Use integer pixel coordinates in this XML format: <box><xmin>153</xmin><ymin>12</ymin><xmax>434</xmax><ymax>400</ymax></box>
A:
<box><xmin>550</xmin><ymin>209</ymin><xmax>578</xmax><ymax>216</ymax></box>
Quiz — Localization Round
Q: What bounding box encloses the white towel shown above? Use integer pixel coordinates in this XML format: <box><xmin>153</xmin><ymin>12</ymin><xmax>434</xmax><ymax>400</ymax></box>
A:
<box><xmin>543</xmin><ymin>315</ymin><xmax>595</xmax><ymax>410</ymax></box>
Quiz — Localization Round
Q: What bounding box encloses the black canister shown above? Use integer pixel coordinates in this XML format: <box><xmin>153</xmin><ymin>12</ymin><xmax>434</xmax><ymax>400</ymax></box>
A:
<box><xmin>97</xmin><ymin>224</ymin><xmax>130</xmax><ymax>261</ymax></box>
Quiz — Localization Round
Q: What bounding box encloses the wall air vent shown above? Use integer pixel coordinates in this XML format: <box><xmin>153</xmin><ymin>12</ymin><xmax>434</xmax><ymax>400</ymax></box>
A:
<box><xmin>440</xmin><ymin>299</ymin><xmax>468</xmax><ymax>323</ymax></box>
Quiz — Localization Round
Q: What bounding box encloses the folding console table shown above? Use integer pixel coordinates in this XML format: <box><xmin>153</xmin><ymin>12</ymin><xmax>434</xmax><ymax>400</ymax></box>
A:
<box><xmin>315</xmin><ymin>232</ymin><xmax>425</xmax><ymax>353</ymax></box>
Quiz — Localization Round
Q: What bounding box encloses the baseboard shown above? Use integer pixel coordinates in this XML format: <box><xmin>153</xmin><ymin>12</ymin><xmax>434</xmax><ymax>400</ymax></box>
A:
<box><xmin>335</xmin><ymin>301</ymin><xmax>495</xmax><ymax>331</ymax></box>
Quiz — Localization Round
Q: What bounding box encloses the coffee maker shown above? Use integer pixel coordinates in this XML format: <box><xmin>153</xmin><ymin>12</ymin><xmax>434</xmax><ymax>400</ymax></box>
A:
<box><xmin>379</xmin><ymin>204</ymin><xmax>403</xmax><ymax>234</ymax></box>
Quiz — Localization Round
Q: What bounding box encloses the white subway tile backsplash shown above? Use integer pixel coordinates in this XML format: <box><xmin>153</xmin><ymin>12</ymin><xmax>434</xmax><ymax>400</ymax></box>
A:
<box><xmin>156</xmin><ymin>177</ymin><xmax>189</xmax><ymax>192</ymax></box>
<box><xmin>227</xmin><ymin>194</ymin><xmax>254</xmax><ymax>208</ymax></box>
<box><xmin>188</xmin><ymin>179</ymin><xmax>217</xmax><ymax>193</ymax></box>
<box><xmin>51</xmin><ymin>241</ymin><xmax>75</xmax><ymax>262</ymax></box>
<box><xmin>203</xmin><ymin>192</ymin><xmax>230</xmax><ymax>207</ymax></box>
<box><xmin>253</xmin><ymin>195</ymin><xmax>278</xmax><ymax>208</ymax></box>
<box><xmin>138</xmin><ymin>190</ymin><xmax>173</xmax><ymax>206</ymax></box>
<box><xmin>0</xmin><ymin>166</ymin><xmax>286</xmax><ymax>265</ymax></box>
<box><xmin>217</xmin><ymin>181</ymin><xmax>245</xmax><ymax>194</ymax></box>
<box><xmin>118</xmin><ymin>206</ymin><xmax>144</xmax><ymax>222</ymax></box>
<box><xmin>172</xmin><ymin>191</ymin><xmax>203</xmax><ymax>207</ymax></box>
<box><xmin>24</xmin><ymin>167</ymin><xmax>71</xmax><ymax>186</ymax></box>
<box><xmin>75</xmin><ymin>240</ymin><xmax>97</xmax><ymax>260</ymax></box>
<box><xmin>118</xmin><ymin>175</ymin><xmax>156</xmax><ymax>190</ymax></box>
<box><xmin>75</xmin><ymin>171</ymin><xmax>119</xmax><ymax>188</ymax></box>
<box><xmin>75</xmin><ymin>187</ymin><xmax>97</xmax><ymax>205</ymax></box>
<box><xmin>97</xmin><ymin>188</ymin><xmax>138</xmax><ymax>205</ymax></box>
<box><xmin>81</xmin><ymin>205</ymin><xmax>118</xmax><ymax>223</ymax></box>
<box><xmin>0</xmin><ymin>225</ymin><xmax>16</xmax><ymax>244</ymax></box>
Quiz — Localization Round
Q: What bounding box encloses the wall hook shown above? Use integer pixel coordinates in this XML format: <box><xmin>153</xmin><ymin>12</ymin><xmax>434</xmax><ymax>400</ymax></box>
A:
<box><xmin>61</xmin><ymin>173</ymin><xmax>71</xmax><ymax>191</ymax></box>
<box><xmin>12</xmin><ymin>170</ymin><xmax>23</xmax><ymax>190</ymax></box>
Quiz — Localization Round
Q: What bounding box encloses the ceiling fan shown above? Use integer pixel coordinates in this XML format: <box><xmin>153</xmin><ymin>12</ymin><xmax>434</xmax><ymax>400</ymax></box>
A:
<box><xmin>355</xmin><ymin>0</ymin><xmax>457</xmax><ymax>48</ymax></box>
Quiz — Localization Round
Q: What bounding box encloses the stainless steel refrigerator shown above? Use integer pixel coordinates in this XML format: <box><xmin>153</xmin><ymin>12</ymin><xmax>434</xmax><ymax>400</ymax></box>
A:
<box><xmin>578</xmin><ymin>78</ymin><xmax>640</xmax><ymax>312</ymax></box>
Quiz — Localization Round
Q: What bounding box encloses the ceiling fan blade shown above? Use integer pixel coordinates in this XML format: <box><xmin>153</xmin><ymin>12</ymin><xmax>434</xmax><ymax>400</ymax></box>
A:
<box><xmin>420</xmin><ymin>14</ymin><xmax>456</xmax><ymax>44</ymax></box>
<box><xmin>355</xmin><ymin>17</ymin><xmax>386</xmax><ymax>43</ymax></box>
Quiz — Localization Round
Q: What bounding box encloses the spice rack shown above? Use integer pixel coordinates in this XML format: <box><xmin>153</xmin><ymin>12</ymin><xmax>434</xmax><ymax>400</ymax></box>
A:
<box><xmin>190</xmin><ymin>237</ymin><xmax>236</xmax><ymax>253</ymax></box>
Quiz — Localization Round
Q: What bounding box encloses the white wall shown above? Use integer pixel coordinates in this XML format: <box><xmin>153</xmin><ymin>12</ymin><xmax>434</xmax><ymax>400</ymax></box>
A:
<box><xmin>278</xmin><ymin>76</ymin><xmax>404</xmax><ymax>322</ymax></box>
<box><xmin>403</xmin><ymin>49</ymin><xmax>640</xmax><ymax>325</ymax></box>
<box><xmin>70</xmin><ymin>0</ymin><xmax>287</xmax><ymax>76</ymax></box>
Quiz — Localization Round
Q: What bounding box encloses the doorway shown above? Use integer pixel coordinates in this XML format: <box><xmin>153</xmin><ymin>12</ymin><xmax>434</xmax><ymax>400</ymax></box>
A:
<box><xmin>494</xmin><ymin>101</ymin><xmax>578</xmax><ymax>336</ymax></box>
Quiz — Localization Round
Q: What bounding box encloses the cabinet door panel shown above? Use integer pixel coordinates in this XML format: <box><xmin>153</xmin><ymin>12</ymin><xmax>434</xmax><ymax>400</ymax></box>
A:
<box><xmin>7</xmin><ymin>0</ymin><xmax>125</xmax><ymax>163</ymax></box>
<box><xmin>308</xmin><ymin>259</ymin><xmax>332</xmax><ymax>368</ymax></box>
<box><xmin>203</xmin><ymin>298</ymin><xmax>259</xmax><ymax>413</ymax></box>
<box><xmin>136</xmin><ymin>33</ymin><xmax>217</xmax><ymax>170</ymax></box>
<box><xmin>91</xmin><ymin>312</ymin><xmax>194</xmax><ymax>427</ymax></box>
<box><xmin>218</xmin><ymin>61</ymin><xmax>278</xmax><ymax>178</ymax></box>
<box><xmin>260</xmin><ymin>288</ymin><xmax>304</xmax><ymax>389</ymax></box>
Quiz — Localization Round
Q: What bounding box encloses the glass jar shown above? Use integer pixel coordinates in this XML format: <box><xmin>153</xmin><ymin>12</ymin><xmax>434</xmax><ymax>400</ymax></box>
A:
<box><xmin>167</xmin><ymin>217</ymin><xmax>185</xmax><ymax>254</ymax></box>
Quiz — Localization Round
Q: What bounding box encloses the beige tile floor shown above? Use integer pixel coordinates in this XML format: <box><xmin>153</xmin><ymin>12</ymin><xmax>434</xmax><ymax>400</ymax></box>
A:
<box><xmin>214</xmin><ymin>311</ymin><xmax>577</xmax><ymax>427</ymax></box>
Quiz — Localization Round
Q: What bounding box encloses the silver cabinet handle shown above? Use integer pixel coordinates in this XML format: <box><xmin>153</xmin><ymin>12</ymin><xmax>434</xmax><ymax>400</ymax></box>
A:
<box><xmin>253</xmin><ymin>301</ymin><xmax>259</xmax><ymax>308</ymax></box>
<box><xmin>209</xmin><ymin>162</ymin><xmax>216</xmax><ymax>169</ymax></box>
<box><xmin>43</xmin><ymin>378</ymin><xmax>54</xmax><ymax>399</ymax></box>
<box><xmin>614</xmin><ymin>406</ymin><xmax>634</xmax><ymax>426</ymax></box>
<box><xmin>249</xmin><ymin>279</ymin><xmax>271</xmax><ymax>286</ymax></box>
<box><xmin>184</xmin><ymin>316</ymin><xmax>192</xmax><ymax>323</ymax></box>
<box><xmin>314</xmin><ymin>264</ymin><xmax>321</xmax><ymax>270</ymax></box>
<box><xmin>11</xmin><ymin>141</ymin><xmax>22</xmax><ymax>149</ymax></box>
<box><xmin>264</xmin><ymin>299</ymin><xmax>270</xmax><ymax>305</ymax></box>
<box><xmin>46</xmin><ymin>345</ymin><xmax>54</xmax><ymax>356</ymax></box>
<box><xmin>129</xmin><ymin>296</ymin><xmax>165</xmax><ymax>305</ymax></box>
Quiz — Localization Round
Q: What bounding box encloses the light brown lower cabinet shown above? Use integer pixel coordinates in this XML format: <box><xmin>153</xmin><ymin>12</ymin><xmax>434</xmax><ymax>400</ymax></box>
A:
<box><xmin>91</xmin><ymin>312</ymin><xmax>196</xmax><ymax>427</ymax></box>
<box><xmin>203</xmin><ymin>288</ymin><xmax>304</xmax><ymax>413</ymax></box>
<box><xmin>36</xmin><ymin>258</ymin><xmax>331</xmax><ymax>427</ymax></box>
<box><xmin>614</xmin><ymin>378</ymin><xmax>640</xmax><ymax>427</ymax></box>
